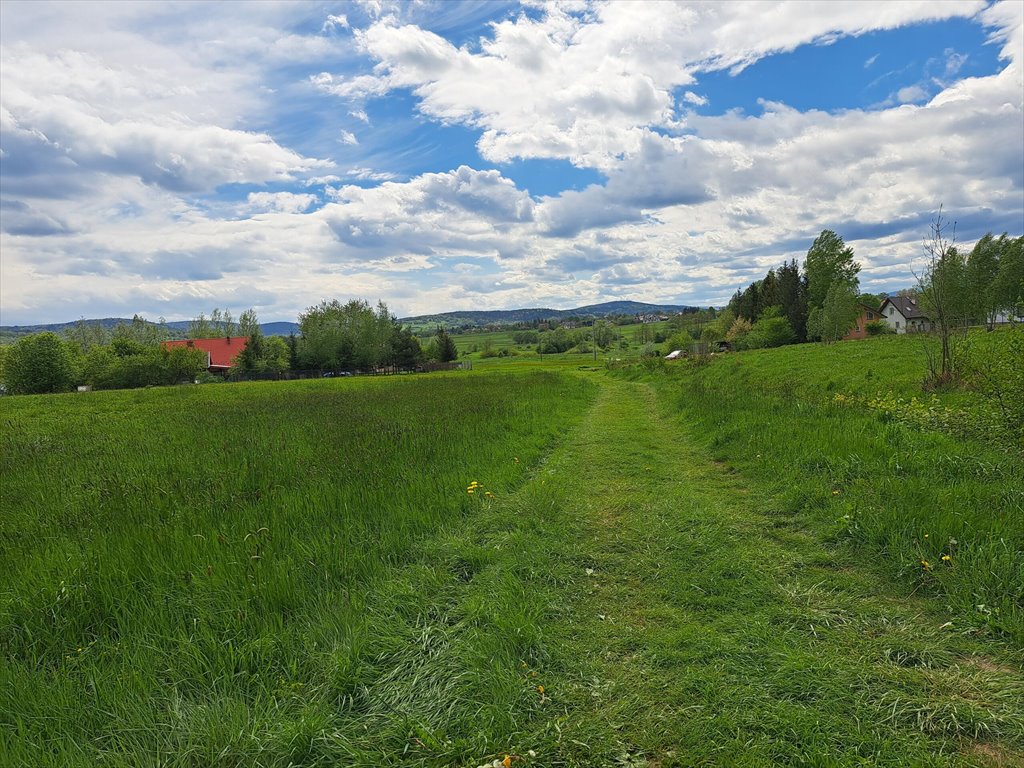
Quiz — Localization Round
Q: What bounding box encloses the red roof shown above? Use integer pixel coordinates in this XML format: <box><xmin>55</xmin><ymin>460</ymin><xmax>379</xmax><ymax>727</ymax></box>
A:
<box><xmin>162</xmin><ymin>336</ymin><xmax>248</xmax><ymax>369</ymax></box>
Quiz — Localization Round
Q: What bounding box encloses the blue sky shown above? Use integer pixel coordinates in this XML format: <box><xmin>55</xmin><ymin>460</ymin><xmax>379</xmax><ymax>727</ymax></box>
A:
<box><xmin>1</xmin><ymin>0</ymin><xmax>1021</xmax><ymax>324</ymax></box>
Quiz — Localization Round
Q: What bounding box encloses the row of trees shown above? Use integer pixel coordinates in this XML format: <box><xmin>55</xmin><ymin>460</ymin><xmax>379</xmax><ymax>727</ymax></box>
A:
<box><xmin>293</xmin><ymin>299</ymin><xmax>460</xmax><ymax>371</ymax></box>
<box><xmin>0</xmin><ymin>322</ymin><xmax>210</xmax><ymax>395</ymax></box>
<box><xmin>0</xmin><ymin>299</ymin><xmax>456</xmax><ymax>395</ymax></box>
<box><xmin>725</xmin><ymin>225</ymin><xmax>1022</xmax><ymax>355</ymax></box>
<box><xmin>916</xmin><ymin>217</ymin><xmax>1024</xmax><ymax>383</ymax></box>
<box><xmin>727</xmin><ymin>229</ymin><xmax>865</xmax><ymax>348</ymax></box>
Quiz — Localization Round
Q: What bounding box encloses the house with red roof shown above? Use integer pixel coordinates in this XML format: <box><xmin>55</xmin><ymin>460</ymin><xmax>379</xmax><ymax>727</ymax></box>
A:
<box><xmin>161</xmin><ymin>336</ymin><xmax>248</xmax><ymax>373</ymax></box>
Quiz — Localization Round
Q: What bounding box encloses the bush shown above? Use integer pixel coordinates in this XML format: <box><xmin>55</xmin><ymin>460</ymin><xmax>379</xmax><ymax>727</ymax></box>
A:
<box><xmin>963</xmin><ymin>326</ymin><xmax>1024</xmax><ymax>444</ymax></box>
<box><xmin>866</xmin><ymin>320</ymin><xmax>894</xmax><ymax>336</ymax></box>
<box><xmin>3</xmin><ymin>332</ymin><xmax>79</xmax><ymax>394</ymax></box>
<box><xmin>741</xmin><ymin>312</ymin><xmax>796</xmax><ymax>350</ymax></box>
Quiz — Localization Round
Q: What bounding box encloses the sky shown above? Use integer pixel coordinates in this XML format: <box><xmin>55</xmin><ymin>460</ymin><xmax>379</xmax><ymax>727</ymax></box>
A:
<box><xmin>1</xmin><ymin>0</ymin><xmax>1022</xmax><ymax>325</ymax></box>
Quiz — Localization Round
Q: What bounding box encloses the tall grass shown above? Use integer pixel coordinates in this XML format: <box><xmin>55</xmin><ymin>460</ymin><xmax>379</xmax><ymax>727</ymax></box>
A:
<box><xmin>0</xmin><ymin>371</ymin><xmax>595</xmax><ymax>766</ymax></box>
<box><xmin>655</xmin><ymin>334</ymin><xmax>1024</xmax><ymax>641</ymax></box>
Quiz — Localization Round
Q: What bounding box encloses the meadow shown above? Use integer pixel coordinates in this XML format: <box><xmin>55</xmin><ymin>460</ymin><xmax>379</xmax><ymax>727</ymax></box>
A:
<box><xmin>0</xmin><ymin>371</ymin><xmax>596</xmax><ymax>766</ymax></box>
<box><xmin>2</xmin><ymin>333</ymin><xmax>1022</xmax><ymax>767</ymax></box>
<box><xmin>646</xmin><ymin>332</ymin><xmax>1023</xmax><ymax>641</ymax></box>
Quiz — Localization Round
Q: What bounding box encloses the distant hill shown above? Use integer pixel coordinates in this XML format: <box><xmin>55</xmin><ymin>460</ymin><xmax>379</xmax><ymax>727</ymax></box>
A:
<box><xmin>1</xmin><ymin>301</ymin><xmax>696</xmax><ymax>341</ymax></box>
<box><xmin>401</xmin><ymin>301</ymin><xmax>699</xmax><ymax>329</ymax></box>
<box><xmin>0</xmin><ymin>318</ymin><xmax>299</xmax><ymax>342</ymax></box>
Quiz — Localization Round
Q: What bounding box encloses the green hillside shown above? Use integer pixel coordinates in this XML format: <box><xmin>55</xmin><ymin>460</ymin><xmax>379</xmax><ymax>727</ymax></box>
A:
<box><xmin>2</xmin><ymin>332</ymin><xmax>1021</xmax><ymax>766</ymax></box>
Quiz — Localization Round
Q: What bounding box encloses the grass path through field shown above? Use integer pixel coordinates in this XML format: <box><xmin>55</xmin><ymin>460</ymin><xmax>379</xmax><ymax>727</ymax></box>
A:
<box><xmin>507</xmin><ymin>377</ymin><xmax>1022</xmax><ymax>766</ymax></box>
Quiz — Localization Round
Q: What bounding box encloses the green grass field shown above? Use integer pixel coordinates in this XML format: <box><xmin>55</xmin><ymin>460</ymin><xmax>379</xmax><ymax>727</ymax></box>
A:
<box><xmin>2</xmin><ymin>334</ymin><xmax>1021</xmax><ymax>766</ymax></box>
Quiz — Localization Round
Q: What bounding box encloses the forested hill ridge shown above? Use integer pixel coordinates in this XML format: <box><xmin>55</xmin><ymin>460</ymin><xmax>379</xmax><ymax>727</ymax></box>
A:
<box><xmin>401</xmin><ymin>300</ymin><xmax>699</xmax><ymax>329</ymax></box>
<box><xmin>1</xmin><ymin>301</ymin><xmax>698</xmax><ymax>341</ymax></box>
<box><xmin>0</xmin><ymin>318</ymin><xmax>301</xmax><ymax>342</ymax></box>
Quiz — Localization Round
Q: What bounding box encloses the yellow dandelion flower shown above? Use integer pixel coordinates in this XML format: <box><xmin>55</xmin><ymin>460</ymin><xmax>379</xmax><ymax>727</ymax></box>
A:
<box><xmin>941</xmin><ymin>554</ymin><xmax>951</xmax><ymax>562</ymax></box>
<box><xmin>832</xmin><ymin>490</ymin><xmax>840</xmax><ymax>496</ymax></box>
<box><xmin>921</xmin><ymin>559</ymin><xmax>931</xmax><ymax>570</ymax></box>
<box><xmin>467</xmin><ymin>489</ymin><xmax>474</xmax><ymax>494</ymax></box>
<box><xmin>503</xmin><ymin>756</ymin><xmax>512</xmax><ymax>768</ymax></box>
<box><xmin>537</xmin><ymin>684</ymin><xmax>545</xmax><ymax>694</ymax></box>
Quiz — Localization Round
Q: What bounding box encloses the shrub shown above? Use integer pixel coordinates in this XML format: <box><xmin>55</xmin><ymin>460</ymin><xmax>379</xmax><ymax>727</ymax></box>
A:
<box><xmin>3</xmin><ymin>332</ymin><xmax>79</xmax><ymax>394</ymax></box>
<box><xmin>963</xmin><ymin>326</ymin><xmax>1024</xmax><ymax>444</ymax></box>
<box><xmin>865</xmin><ymin>320</ymin><xmax>894</xmax><ymax>336</ymax></box>
<box><xmin>725</xmin><ymin>317</ymin><xmax>753</xmax><ymax>344</ymax></box>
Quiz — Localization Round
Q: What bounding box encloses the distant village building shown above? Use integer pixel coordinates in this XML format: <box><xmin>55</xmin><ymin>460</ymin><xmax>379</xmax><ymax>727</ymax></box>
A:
<box><xmin>842</xmin><ymin>302</ymin><xmax>884</xmax><ymax>341</ymax></box>
<box><xmin>879</xmin><ymin>296</ymin><xmax>932</xmax><ymax>334</ymax></box>
<box><xmin>636</xmin><ymin>313</ymin><xmax>669</xmax><ymax>324</ymax></box>
<box><xmin>161</xmin><ymin>336</ymin><xmax>248</xmax><ymax>373</ymax></box>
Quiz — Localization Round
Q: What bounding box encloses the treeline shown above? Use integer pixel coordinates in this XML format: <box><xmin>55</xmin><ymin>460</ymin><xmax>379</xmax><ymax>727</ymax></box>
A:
<box><xmin>292</xmin><ymin>299</ymin><xmax>451</xmax><ymax>371</ymax></box>
<box><xmin>724</xmin><ymin>229</ymin><xmax>867</xmax><ymax>349</ymax></box>
<box><xmin>721</xmin><ymin>229</ymin><xmax>1023</xmax><ymax>352</ymax></box>
<box><xmin>0</xmin><ymin>317</ymin><xmax>209</xmax><ymax>395</ymax></box>
<box><xmin>0</xmin><ymin>299</ymin><xmax>451</xmax><ymax>395</ymax></box>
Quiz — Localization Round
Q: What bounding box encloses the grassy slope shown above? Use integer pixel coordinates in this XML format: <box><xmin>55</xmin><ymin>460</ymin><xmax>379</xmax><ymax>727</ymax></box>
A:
<box><xmin>653</xmin><ymin>334</ymin><xmax>1023</xmax><ymax>641</ymax></box>
<box><xmin>2</xmin><ymin>337</ymin><xmax>1021</xmax><ymax>766</ymax></box>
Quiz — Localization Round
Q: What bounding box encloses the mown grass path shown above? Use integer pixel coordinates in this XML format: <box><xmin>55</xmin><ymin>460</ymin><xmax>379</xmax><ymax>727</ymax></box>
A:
<box><xmin>500</xmin><ymin>378</ymin><xmax>1022</xmax><ymax>767</ymax></box>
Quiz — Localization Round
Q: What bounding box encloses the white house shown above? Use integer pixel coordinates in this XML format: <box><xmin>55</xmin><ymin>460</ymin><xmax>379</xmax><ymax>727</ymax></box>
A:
<box><xmin>879</xmin><ymin>296</ymin><xmax>932</xmax><ymax>334</ymax></box>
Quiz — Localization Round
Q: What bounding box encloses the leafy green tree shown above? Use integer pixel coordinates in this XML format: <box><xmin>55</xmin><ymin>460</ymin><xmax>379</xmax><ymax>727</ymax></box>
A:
<box><xmin>263</xmin><ymin>337</ymin><xmax>291</xmax><ymax>373</ymax></box>
<box><xmin>4</xmin><ymin>332</ymin><xmax>79</xmax><ymax>394</ymax></box>
<box><xmin>815</xmin><ymin>280</ymin><xmax>859</xmax><ymax>343</ymax></box>
<box><xmin>804</xmin><ymin>230</ymin><xmax>860</xmax><ymax>310</ymax></box>
<box><xmin>238</xmin><ymin>308</ymin><xmax>261</xmax><ymax>339</ymax></box>
<box><xmin>743</xmin><ymin>307</ymin><xmax>796</xmax><ymax>349</ymax></box>
<box><xmin>298</xmin><ymin>299</ymin><xmax>384</xmax><ymax>370</ymax></box>
<box><xmin>188</xmin><ymin>313</ymin><xmax>213</xmax><ymax>339</ymax></box>
<box><xmin>65</xmin><ymin>318</ymin><xmax>111</xmax><ymax>351</ymax></box>
<box><xmin>592</xmin><ymin>320</ymin><xmax>615</xmax><ymax>349</ymax></box>
<box><xmin>917</xmin><ymin>214</ymin><xmax>972</xmax><ymax>382</ymax></box>
<box><xmin>665</xmin><ymin>329</ymin><xmax>693</xmax><ymax>354</ymax></box>
<box><xmin>725</xmin><ymin>316</ymin><xmax>753</xmax><ymax>344</ymax></box>
<box><xmin>287</xmin><ymin>332</ymin><xmax>300</xmax><ymax>370</ymax></box>
<box><xmin>164</xmin><ymin>346</ymin><xmax>209</xmax><ymax>382</ymax></box>
<box><xmin>991</xmin><ymin>235</ymin><xmax>1023</xmax><ymax>320</ymax></box>
<box><xmin>967</xmin><ymin>233</ymin><xmax>1001</xmax><ymax>327</ymax></box>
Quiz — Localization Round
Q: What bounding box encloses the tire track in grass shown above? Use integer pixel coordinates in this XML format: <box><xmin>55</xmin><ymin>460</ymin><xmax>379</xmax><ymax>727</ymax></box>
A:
<box><xmin>514</xmin><ymin>379</ymin><xmax>1023</xmax><ymax>767</ymax></box>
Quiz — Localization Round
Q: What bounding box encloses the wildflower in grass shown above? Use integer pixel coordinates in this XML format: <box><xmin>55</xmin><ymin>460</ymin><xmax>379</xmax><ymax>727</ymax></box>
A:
<box><xmin>503</xmin><ymin>756</ymin><xmax>512</xmax><ymax>768</ymax></box>
<box><xmin>832</xmin><ymin>489</ymin><xmax>840</xmax><ymax>496</ymax></box>
<box><xmin>921</xmin><ymin>559</ymin><xmax>931</xmax><ymax>570</ymax></box>
<box><xmin>941</xmin><ymin>554</ymin><xmax>951</xmax><ymax>562</ymax></box>
<box><xmin>537</xmin><ymin>684</ymin><xmax>544</xmax><ymax>694</ymax></box>
<box><xmin>924</xmin><ymin>533</ymin><xmax>929</xmax><ymax>539</ymax></box>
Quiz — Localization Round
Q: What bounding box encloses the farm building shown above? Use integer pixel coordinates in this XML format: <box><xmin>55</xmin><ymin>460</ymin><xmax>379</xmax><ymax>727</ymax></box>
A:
<box><xmin>879</xmin><ymin>296</ymin><xmax>932</xmax><ymax>334</ymax></box>
<box><xmin>161</xmin><ymin>336</ymin><xmax>248</xmax><ymax>373</ymax></box>
<box><xmin>842</xmin><ymin>302</ymin><xmax>885</xmax><ymax>340</ymax></box>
